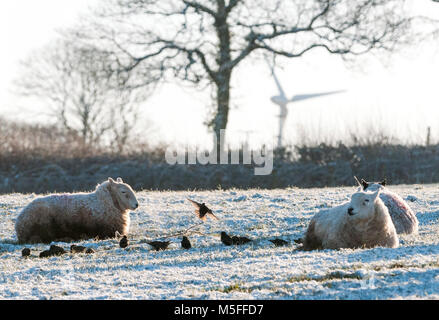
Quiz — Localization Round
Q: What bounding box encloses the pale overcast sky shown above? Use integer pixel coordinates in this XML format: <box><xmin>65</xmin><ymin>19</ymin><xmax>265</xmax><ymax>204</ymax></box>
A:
<box><xmin>1</xmin><ymin>0</ymin><xmax>439</xmax><ymax>149</ymax></box>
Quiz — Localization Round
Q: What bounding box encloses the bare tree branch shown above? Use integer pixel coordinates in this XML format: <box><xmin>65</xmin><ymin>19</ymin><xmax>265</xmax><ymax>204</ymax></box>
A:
<box><xmin>15</xmin><ymin>39</ymin><xmax>144</xmax><ymax>151</ymax></box>
<box><xmin>182</xmin><ymin>0</ymin><xmax>217</xmax><ymax>17</ymax></box>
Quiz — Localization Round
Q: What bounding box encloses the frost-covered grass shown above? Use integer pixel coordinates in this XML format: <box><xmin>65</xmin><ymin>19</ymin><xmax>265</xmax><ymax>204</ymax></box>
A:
<box><xmin>1</xmin><ymin>184</ymin><xmax>439</xmax><ymax>300</ymax></box>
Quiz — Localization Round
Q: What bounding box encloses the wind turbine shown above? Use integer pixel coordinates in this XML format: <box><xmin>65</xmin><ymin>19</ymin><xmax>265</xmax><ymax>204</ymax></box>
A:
<box><xmin>268</xmin><ymin>62</ymin><xmax>345</xmax><ymax>149</ymax></box>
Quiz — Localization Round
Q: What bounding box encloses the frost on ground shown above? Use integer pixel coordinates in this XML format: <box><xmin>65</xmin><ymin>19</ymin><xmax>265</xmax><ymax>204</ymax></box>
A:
<box><xmin>1</xmin><ymin>184</ymin><xmax>439</xmax><ymax>300</ymax></box>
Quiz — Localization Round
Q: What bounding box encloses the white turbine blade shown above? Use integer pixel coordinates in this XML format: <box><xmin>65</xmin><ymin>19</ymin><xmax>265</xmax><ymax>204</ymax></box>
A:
<box><xmin>272</xmin><ymin>70</ymin><xmax>287</xmax><ymax>99</ymax></box>
<box><xmin>290</xmin><ymin>90</ymin><xmax>345</xmax><ymax>102</ymax></box>
<box><xmin>265</xmin><ymin>57</ymin><xmax>287</xmax><ymax>99</ymax></box>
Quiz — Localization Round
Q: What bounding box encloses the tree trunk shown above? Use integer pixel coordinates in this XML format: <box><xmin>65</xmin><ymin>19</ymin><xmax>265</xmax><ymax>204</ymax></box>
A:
<box><xmin>213</xmin><ymin>0</ymin><xmax>231</xmax><ymax>157</ymax></box>
<box><xmin>213</xmin><ymin>71</ymin><xmax>231</xmax><ymax>156</ymax></box>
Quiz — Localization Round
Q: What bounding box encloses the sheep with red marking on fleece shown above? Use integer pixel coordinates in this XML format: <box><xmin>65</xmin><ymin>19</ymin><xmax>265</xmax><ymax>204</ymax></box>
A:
<box><xmin>302</xmin><ymin>188</ymin><xmax>399</xmax><ymax>251</ymax></box>
<box><xmin>357</xmin><ymin>177</ymin><xmax>418</xmax><ymax>235</ymax></box>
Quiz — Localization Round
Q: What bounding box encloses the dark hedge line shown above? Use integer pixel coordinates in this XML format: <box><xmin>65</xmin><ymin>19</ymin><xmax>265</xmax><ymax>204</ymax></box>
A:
<box><xmin>1</xmin><ymin>142</ymin><xmax>438</xmax><ymax>194</ymax></box>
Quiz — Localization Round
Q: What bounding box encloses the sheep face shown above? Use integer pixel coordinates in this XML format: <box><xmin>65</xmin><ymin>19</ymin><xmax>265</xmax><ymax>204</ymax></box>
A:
<box><xmin>347</xmin><ymin>190</ymin><xmax>381</xmax><ymax>221</ymax></box>
<box><xmin>108</xmin><ymin>177</ymin><xmax>139</xmax><ymax>211</ymax></box>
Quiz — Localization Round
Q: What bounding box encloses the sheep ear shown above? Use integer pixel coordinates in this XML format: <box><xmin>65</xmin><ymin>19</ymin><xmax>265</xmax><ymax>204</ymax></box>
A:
<box><xmin>380</xmin><ymin>178</ymin><xmax>387</xmax><ymax>186</ymax></box>
<box><xmin>354</xmin><ymin>176</ymin><xmax>362</xmax><ymax>187</ymax></box>
<box><xmin>116</xmin><ymin>177</ymin><xmax>123</xmax><ymax>183</ymax></box>
<box><xmin>361</xmin><ymin>179</ymin><xmax>369</xmax><ymax>190</ymax></box>
<box><xmin>371</xmin><ymin>189</ymin><xmax>381</xmax><ymax>201</ymax></box>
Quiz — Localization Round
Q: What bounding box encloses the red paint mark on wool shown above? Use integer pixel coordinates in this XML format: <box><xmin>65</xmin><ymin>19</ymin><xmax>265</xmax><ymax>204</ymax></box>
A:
<box><xmin>382</xmin><ymin>193</ymin><xmax>409</xmax><ymax>211</ymax></box>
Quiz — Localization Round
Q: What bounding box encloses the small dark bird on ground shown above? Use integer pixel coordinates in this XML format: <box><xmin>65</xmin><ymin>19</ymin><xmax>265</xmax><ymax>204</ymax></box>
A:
<box><xmin>231</xmin><ymin>236</ymin><xmax>240</xmax><ymax>245</ymax></box>
<box><xmin>240</xmin><ymin>237</ymin><xmax>252</xmax><ymax>244</ymax></box>
<box><xmin>70</xmin><ymin>245</ymin><xmax>87</xmax><ymax>253</ymax></box>
<box><xmin>22</xmin><ymin>248</ymin><xmax>31</xmax><ymax>257</ymax></box>
<box><xmin>233</xmin><ymin>236</ymin><xmax>252</xmax><ymax>245</ymax></box>
<box><xmin>49</xmin><ymin>245</ymin><xmax>66</xmax><ymax>256</ymax></box>
<box><xmin>187</xmin><ymin>199</ymin><xmax>219</xmax><ymax>221</ymax></box>
<box><xmin>39</xmin><ymin>250</ymin><xmax>52</xmax><ymax>258</ymax></box>
<box><xmin>293</xmin><ymin>238</ymin><xmax>303</xmax><ymax>244</ymax></box>
<box><xmin>147</xmin><ymin>241</ymin><xmax>171</xmax><ymax>251</ymax></box>
<box><xmin>119</xmin><ymin>235</ymin><xmax>129</xmax><ymax>248</ymax></box>
<box><xmin>221</xmin><ymin>232</ymin><xmax>233</xmax><ymax>246</ymax></box>
<box><xmin>181</xmin><ymin>236</ymin><xmax>192</xmax><ymax>249</ymax></box>
<box><xmin>85</xmin><ymin>248</ymin><xmax>95</xmax><ymax>254</ymax></box>
<box><xmin>269</xmin><ymin>239</ymin><xmax>289</xmax><ymax>247</ymax></box>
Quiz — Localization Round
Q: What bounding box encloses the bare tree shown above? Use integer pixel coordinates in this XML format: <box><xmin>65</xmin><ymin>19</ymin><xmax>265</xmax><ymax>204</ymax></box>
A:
<box><xmin>73</xmin><ymin>0</ymin><xmax>421</xmax><ymax>152</ymax></box>
<box><xmin>16</xmin><ymin>39</ymin><xmax>142</xmax><ymax>152</ymax></box>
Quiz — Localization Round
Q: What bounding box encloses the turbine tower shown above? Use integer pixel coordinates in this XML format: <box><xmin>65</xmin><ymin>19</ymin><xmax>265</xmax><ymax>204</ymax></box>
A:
<box><xmin>268</xmin><ymin>63</ymin><xmax>345</xmax><ymax>149</ymax></box>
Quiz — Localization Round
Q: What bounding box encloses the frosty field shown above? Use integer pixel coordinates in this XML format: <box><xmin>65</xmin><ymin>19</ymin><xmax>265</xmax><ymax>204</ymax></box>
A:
<box><xmin>1</xmin><ymin>184</ymin><xmax>439</xmax><ymax>300</ymax></box>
